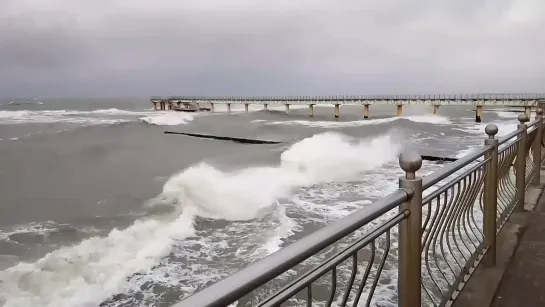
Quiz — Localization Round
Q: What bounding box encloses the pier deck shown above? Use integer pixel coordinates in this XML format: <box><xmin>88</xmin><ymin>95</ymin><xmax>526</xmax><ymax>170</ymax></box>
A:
<box><xmin>150</xmin><ymin>93</ymin><xmax>545</xmax><ymax>122</ymax></box>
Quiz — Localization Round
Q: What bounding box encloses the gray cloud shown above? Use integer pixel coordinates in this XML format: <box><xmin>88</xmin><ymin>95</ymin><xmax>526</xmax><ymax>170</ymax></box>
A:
<box><xmin>0</xmin><ymin>0</ymin><xmax>544</xmax><ymax>97</ymax></box>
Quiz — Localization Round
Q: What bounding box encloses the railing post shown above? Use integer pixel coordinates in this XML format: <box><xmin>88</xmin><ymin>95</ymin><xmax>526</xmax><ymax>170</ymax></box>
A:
<box><xmin>483</xmin><ymin>124</ymin><xmax>499</xmax><ymax>267</ymax></box>
<box><xmin>532</xmin><ymin>108</ymin><xmax>543</xmax><ymax>184</ymax></box>
<box><xmin>538</xmin><ymin>99</ymin><xmax>545</xmax><ymax>114</ymax></box>
<box><xmin>398</xmin><ymin>151</ymin><xmax>423</xmax><ymax>307</ymax></box>
<box><xmin>515</xmin><ymin>113</ymin><xmax>529</xmax><ymax>211</ymax></box>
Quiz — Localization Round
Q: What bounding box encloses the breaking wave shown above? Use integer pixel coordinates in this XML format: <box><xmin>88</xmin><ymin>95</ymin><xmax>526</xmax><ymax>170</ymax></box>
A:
<box><xmin>0</xmin><ymin>131</ymin><xmax>402</xmax><ymax>307</ymax></box>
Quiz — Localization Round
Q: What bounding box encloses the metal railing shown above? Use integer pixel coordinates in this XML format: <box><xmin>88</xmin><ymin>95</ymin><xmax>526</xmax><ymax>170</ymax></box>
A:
<box><xmin>156</xmin><ymin>94</ymin><xmax>545</xmax><ymax>101</ymax></box>
<box><xmin>172</xmin><ymin>109</ymin><xmax>545</xmax><ymax>307</ymax></box>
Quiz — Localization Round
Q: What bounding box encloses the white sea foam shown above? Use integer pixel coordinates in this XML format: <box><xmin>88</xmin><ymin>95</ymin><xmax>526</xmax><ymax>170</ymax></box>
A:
<box><xmin>155</xmin><ymin>131</ymin><xmax>402</xmax><ymax>221</ymax></box>
<box><xmin>495</xmin><ymin>111</ymin><xmax>521</xmax><ymax>119</ymax></box>
<box><xmin>258</xmin><ymin>114</ymin><xmax>451</xmax><ymax>128</ymax></box>
<box><xmin>7</xmin><ymin>100</ymin><xmax>43</xmax><ymax>106</ymax></box>
<box><xmin>0</xmin><ymin>214</ymin><xmax>195</xmax><ymax>307</ymax></box>
<box><xmin>281</xmin><ymin>132</ymin><xmax>402</xmax><ymax>182</ymax></box>
<box><xmin>0</xmin><ymin>131</ymin><xmax>402</xmax><ymax>307</ymax></box>
<box><xmin>455</xmin><ymin>121</ymin><xmax>519</xmax><ymax>137</ymax></box>
<box><xmin>109</xmin><ymin>201</ymin><xmax>301</xmax><ymax>306</ymax></box>
<box><xmin>85</xmin><ymin>108</ymin><xmax>151</xmax><ymax>116</ymax></box>
<box><xmin>0</xmin><ymin>108</ymin><xmax>200</xmax><ymax>140</ymax></box>
<box><xmin>139</xmin><ymin>112</ymin><xmax>195</xmax><ymax>126</ymax></box>
<box><xmin>0</xmin><ymin>221</ymin><xmax>60</xmax><ymax>242</ymax></box>
<box><xmin>454</xmin><ymin>146</ymin><xmax>480</xmax><ymax>159</ymax></box>
<box><xmin>0</xmin><ymin>109</ymin><xmax>150</xmax><ymax>125</ymax></box>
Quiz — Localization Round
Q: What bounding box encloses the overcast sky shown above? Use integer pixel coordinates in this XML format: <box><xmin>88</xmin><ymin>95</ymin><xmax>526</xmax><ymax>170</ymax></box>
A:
<box><xmin>1</xmin><ymin>0</ymin><xmax>544</xmax><ymax>97</ymax></box>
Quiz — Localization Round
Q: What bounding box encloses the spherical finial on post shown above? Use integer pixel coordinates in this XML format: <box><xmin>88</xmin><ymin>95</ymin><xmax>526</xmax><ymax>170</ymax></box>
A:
<box><xmin>518</xmin><ymin>113</ymin><xmax>530</xmax><ymax>124</ymax></box>
<box><xmin>399</xmin><ymin>151</ymin><xmax>422</xmax><ymax>180</ymax></box>
<box><xmin>536</xmin><ymin>108</ymin><xmax>543</xmax><ymax>118</ymax></box>
<box><xmin>485</xmin><ymin>124</ymin><xmax>499</xmax><ymax>139</ymax></box>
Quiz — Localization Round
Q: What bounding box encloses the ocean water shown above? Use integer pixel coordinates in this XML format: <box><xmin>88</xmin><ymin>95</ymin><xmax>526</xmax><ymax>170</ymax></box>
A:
<box><xmin>0</xmin><ymin>98</ymin><xmax>525</xmax><ymax>307</ymax></box>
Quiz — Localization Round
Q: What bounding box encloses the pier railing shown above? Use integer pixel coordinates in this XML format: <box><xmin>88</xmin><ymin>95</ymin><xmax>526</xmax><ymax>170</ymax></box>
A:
<box><xmin>164</xmin><ymin>93</ymin><xmax>545</xmax><ymax>101</ymax></box>
<box><xmin>172</xmin><ymin>110</ymin><xmax>545</xmax><ymax>307</ymax></box>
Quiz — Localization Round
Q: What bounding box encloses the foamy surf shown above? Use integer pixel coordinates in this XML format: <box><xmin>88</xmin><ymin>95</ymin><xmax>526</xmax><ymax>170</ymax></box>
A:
<box><xmin>153</xmin><ymin>132</ymin><xmax>402</xmax><ymax>220</ymax></box>
<box><xmin>0</xmin><ymin>214</ymin><xmax>195</xmax><ymax>307</ymax></box>
<box><xmin>496</xmin><ymin>111</ymin><xmax>522</xmax><ymax>119</ymax></box>
<box><xmin>455</xmin><ymin>121</ymin><xmax>519</xmax><ymax>137</ymax></box>
<box><xmin>257</xmin><ymin>114</ymin><xmax>452</xmax><ymax>128</ymax></box>
<box><xmin>6</xmin><ymin>100</ymin><xmax>44</xmax><ymax>106</ymax></box>
<box><xmin>0</xmin><ymin>131</ymin><xmax>403</xmax><ymax>307</ymax></box>
<box><xmin>139</xmin><ymin>112</ymin><xmax>195</xmax><ymax>126</ymax></box>
<box><xmin>0</xmin><ymin>221</ymin><xmax>99</xmax><ymax>243</ymax></box>
<box><xmin>0</xmin><ymin>109</ymin><xmax>155</xmax><ymax>125</ymax></box>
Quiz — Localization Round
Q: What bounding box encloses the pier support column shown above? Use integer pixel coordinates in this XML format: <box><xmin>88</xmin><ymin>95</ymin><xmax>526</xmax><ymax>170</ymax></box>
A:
<box><xmin>153</xmin><ymin>102</ymin><xmax>158</xmax><ymax>111</ymax></box>
<box><xmin>525</xmin><ymin>106</ymin><xmax>531</xmax><ymax>118</ymax></box>
<box><xmin>539</xmin><ymin>100</ymin><xmax>545</xmax><ymax>111</ymax></box>
<box><xmin>244</xmin><ymin>104</ymin><xmax>249</xmax><ymax>113</ymax></box>
<box><xmin>196</xmin><ymin>103</ymin><xmax>200</xmax><ymax>110</ymax></box>
<box><xmin>308</xmin><ymin>104</ymin><xmax>314</xmax><ymax>117</ymax></box>
<box><xmin>396</xmin><ymin>104</ymin><xmax>403</xmax><ymax>116</ymax></box>
<box><xmin>363</xmin><ymin>104</ymin><xmax>370</xmax><ymax>119</ymax></box>
<box><xmin>285</xmin><ymin>104</ymin><xmax>290</xmax><ymax>115</ymax></box>
<box><xmin>160</xmin><ymin>101</ymin><xmax>165</xmax><ymax>110</ymax></box>
<box><xmin>227</xmin><ymin>103</ymin><xmax>231</xmax><ymax>113</ymax></box>
<box><xmin>475</xmin><ymin>105</ymin><xmax>483</xmax><ymax>122</ymax></box>
<box><xmin>210</xmin><ymin>103</ymin><xmax>215</xmax><ymax>112</ymax></box>
<box><xmin>264</xmin><ymin>104</ymin><xmax>268</xmax><ymax>110</ymax></box>
<box><xmin>433</xmin><ymin>105</ymin><xmax>440</xmax><ymax>115</ymax></box>
<box><xmin>177</xmin><ymin>102</ymin><xmax>181</xmax><ymax>109</ymax></box>
<box><xmin>334</xmin><ymin>104</ymin><xmax>340</xmax><ymax>118</ymax></box>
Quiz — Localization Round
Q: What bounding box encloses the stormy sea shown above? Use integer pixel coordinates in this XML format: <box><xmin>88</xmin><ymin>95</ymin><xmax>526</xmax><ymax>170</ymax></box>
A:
<box><xmin>0</xmin><ymin>98</ymin><xmax>523</xmax><ymax>307</ymax></box>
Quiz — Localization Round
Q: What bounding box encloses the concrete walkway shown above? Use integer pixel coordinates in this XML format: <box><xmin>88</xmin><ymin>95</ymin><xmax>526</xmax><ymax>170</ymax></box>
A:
<box><xmin>491</xmin><ymin>185</ymin><xmax>545</xmax><ymax>307</ymax></box>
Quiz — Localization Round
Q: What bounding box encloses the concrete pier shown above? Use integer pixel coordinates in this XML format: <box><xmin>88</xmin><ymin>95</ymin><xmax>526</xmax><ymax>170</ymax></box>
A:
<box><xmin>210</xmin><ymin>103</ymin><xmax>215</xmax><ymax>112</ymax></box>
<box><xmin>150</xmin><ymin>94</ymin><xmax>543</xmax><ymax>119</ymax></box>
